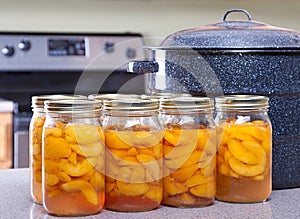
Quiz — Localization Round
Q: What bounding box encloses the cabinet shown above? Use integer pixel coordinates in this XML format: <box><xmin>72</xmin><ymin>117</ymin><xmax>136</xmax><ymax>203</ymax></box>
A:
<box><xmin>0</xmin><ymin>112</ymin><xmax>12</xmax><ymax>169</ymax></box>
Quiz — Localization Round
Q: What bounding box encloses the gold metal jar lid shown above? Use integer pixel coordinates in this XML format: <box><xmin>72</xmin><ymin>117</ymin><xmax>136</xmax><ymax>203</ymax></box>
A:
<box><xmin>215</xmin><ymin>95</ymin><xmax>269</xmax><ymax>111</ymax></box>
<box><xmin>141</xmin><ymin>93</ymin><xmax>191</xmax><ymax>100</ymax></box>
<box><xmin>160</xmin><ymin>96</ymin><xmax>213</xmax><ymax>112</ymax></box>
<box><xmin>31</xmin><ymin>94</ymin><xmax>87</xmax><ymax>109</ymax></box>
<box><xmin>103</xmin><ymin>98</ymin><xmax>159</xmax><ymax>112</ymax></box>
<box><xmin>88</xmin><ymin>93</ymin><xmax>140</xmax><ymax>102</ymax></box>
<box><xmin>44</xmin><ymin>99</ymin><xmax>101</xmax><ymax>114</ymax></box>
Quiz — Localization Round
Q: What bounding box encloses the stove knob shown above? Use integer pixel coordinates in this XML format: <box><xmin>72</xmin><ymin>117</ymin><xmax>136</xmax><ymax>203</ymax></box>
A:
<box><xmin>2</xmin><ymin>45</ymin><xmax>14</xmax><ymax>57</ymax></box>
<box><xmin>104</xmin><ymin>41</ymin><xmax>114</xmax><ymax>53</ymax></box>
<box><xmin>18</xmin><ymin>39</ymin><xmax>31</xmax><ymax>51</ymax></box>
<box><xmin>126</xmin><ymin>47</ymin><xmax>137</xmax><ymax>59</ymax></box>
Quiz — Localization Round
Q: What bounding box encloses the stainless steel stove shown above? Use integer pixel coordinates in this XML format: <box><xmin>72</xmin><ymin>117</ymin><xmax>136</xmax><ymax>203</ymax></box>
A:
<box><xmin>0</xmin><ymin>32</ymin><xmax>146</xmax><ymax>167</ymax></box>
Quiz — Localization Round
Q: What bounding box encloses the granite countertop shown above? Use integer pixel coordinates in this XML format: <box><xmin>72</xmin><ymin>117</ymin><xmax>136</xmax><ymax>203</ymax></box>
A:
<box><xmin>0</xmin><ymin>168</ymin><xmax>299</xmax><ymax>219</ymax></box>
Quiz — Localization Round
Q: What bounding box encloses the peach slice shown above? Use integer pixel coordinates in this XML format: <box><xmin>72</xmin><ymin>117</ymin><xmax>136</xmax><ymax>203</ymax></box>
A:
<box><xmin>58</xmin><ymin>158</ymin><xmax>96</xmax><ymax>177</ymax></box>
<box><xmin>65</xmin><ymin>123</ymin><xmax>101</xmax><ymax>145</ymax></box>
<box><xmin>105</xmin><ymin>181</ymin><xmax>115</xmax><ymax>193</ymax></box>
<box><xmin>227</xmin><ymin>124</ymin><xmax>263</xmax><ymax>140</ymax></box>
<box><xmin>163</xmin><ymin>131</ymin><xmax>179</xmax><ymax>145</ymax></box>
<box><xmin>79</xmin><ymin>169</ymin><xmax>95</xmax><ymax>181</ymax></box>
<box><xmin>61</xmin><ymin>180</ymin><xmax>98</xmax><ymax>206</ymax></box>
<box><xmin>45</xmin><ymin>173</ymin><xmax>60</xmax><ymax>186</ymax></box>
<box><xmin>181</xmin><ymin>150</ymin><xmax>205</xmax><ymax>168</ymax></box>
<box><xmin>57</xmin><ymin>171</ymin><xmax>72</xmax><ymax>183</ymax></box>
<box><xmin>89</xmin><ymin>171</ymin><xmax>105</xmax><ymax>191</ymax></box>
<box><xmin>185</xmin><ymin>174</ymin><xmax>213</xmax><ymax>188</ymax></box>
<box><xmin>116</xmin><ymin>181</ymin><xmax>150</xmax><ymax>196</ymax></box>
<box><xmin>44</xmin><ymin>159</ymin><xmax>59</xmax><ymax>173</ymax></box>
<box><xmin>228</xmin><ymin>139</ymin><xmax>260</xmax><ymax>165</ymax></box>
<box><xmin>164</xmin><ymin>129</ymin><xmax>198</xmax><ymax>146</ymax></box>
<box><xmin>128</xmin><ymin>131</ymin><xmax>164</xmax><ymax>147</ymax></box>
<box><xmin>241</xmin><ymin>140</ymin><xmax>266</xmax><ymax>165</ymax></box>
<box><xmin>44</xmin><ymin>127</ymin><xmax>63</xmax><ymax>138</ymax></box>
<box><xmin>70</xmin><ymin>141</ymin><xmax>103</xmax><ymax>157</ymax></box>
<box><xmin>219</xmin><ymin>163</ymin><xmax>230</xmax><ymax>176</ymax></box>
<box><xmin>189</xmin><ymin>181</ymin><xmax>215</xmax><ymax>198</ymax></box>
<box><xmin>32</xmin><ymin>143</ymin><xmax>41</xmax><ymax>155</ymax></box>
<box><xmin>44</xmin><ymin>136</ymin><xmax>72</xmax><ymax>159</ymax></box>
<box><xmin>129</xmin><ymin>165</ymin><xmax>146</xmax><ymax>183</ymax></box>
<box><xmin>180</xmin><ymin>193</ymin><xmax>196</xmax><ymax>204</ymax></box>
<box><xmin>197</xmin><ymin>129</ymin><xmax>211</xmax><ymax>150</ymax></box>
<box><xmin>142</xmin><ymin>160</ymin><xmax>162</xmax><ymax>182</ymax></box>
<box><xmin>33</xmin><ymin>117</ymin><xmax>45</xmax><ymax>127</ymax></box>
<box><xmin>105</xmin><ymin>131</ymin><xmax>132</xmax><ymax>149</ymax></box>
<box><xmin>164</xmin><ymin>150</ymin><xmax>203</xmax><ymax>170</ymax></box>
<box><xmin>144</xmin><ymin>185</ymin><xmax>162</xmax><ymax>202</ymax></box>
<box><xmin>229</xmin><ymin>131</ymin><xmax>259</xmax><ymax>143</ymax></box>
<box><xmin>171</xmin><ymin>163</ymin><xmax>199</xmax><ymax>183</ymax></box>
<box><xmin>116</xmin><ymin>167</ymin><xmax>132</xmax><ymax>182</ymax></box>
<box><xmin>201</xmin><ymin>156</ymin><xmax>216</xmax><ymax>177</ymax></box>
<box><xmin>228</xmin><ymin>157</ymin><xmax>265</xmax><ymax>177</ymax></box>
<box><xmin>164</xmin><ymin>175</ymin><xmax>188</xmax><ymax>195</ymax></box>
<box><xmin>68</xmin><ymin>152</ymin><xmax>77</xmax><ymax>164</ymax></box>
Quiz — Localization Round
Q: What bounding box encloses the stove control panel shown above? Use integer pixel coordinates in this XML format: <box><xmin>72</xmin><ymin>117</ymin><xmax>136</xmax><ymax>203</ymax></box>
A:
<box><xmin>48</xmin><ymin>38</ymin><xmax>86</xmax><ymax>56</ymax></box>
<box><xmin>0</xmin><ymin>32</ymin><xmax>145</xmax><ymax>71</ymax></box>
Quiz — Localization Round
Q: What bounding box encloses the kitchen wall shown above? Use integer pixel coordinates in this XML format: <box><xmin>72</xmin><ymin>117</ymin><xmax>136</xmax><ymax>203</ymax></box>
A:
<box><xmin>0</xmin><ymin>0</ymin><xmax>300</xmax><ymax>45</ymax></box>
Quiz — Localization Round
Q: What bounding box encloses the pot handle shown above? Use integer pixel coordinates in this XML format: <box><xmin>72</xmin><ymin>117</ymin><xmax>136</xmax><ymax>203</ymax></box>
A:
<box><xmin>222</xmin><ymin>9</ymin><xmax>252</xmax><ymax>21</ymax></box>
<box><xmin>127</xmin><ymin>61</ymin><xmax>159</xmax><ymax>74</ymax></box>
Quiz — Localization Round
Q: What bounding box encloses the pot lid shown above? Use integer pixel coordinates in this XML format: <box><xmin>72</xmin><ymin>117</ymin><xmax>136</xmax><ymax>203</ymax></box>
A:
<box><xmin>159</xmin><ymin>9</ymin><xmax>300</xmax><ymax>50</ymax></box>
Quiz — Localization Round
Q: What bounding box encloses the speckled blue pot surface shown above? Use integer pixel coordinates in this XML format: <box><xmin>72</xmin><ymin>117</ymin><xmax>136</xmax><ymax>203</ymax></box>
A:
<box><xmin>161</xmin><ymin>51</ymin><xmax>300</xmax><ymax>189</ymax></box>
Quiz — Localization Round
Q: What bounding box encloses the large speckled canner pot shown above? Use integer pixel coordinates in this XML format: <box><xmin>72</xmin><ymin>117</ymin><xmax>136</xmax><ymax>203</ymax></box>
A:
<box><xmin>128</xmin><ymin>9</ymin><xmax>300</xmax><ymax>189</ymax></box>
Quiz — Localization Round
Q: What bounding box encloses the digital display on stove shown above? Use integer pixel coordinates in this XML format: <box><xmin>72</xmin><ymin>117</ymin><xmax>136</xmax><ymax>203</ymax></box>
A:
<box><xmin>48</xmin><ymin>39</ymin><xmax>86</xmax><ymax>56</ymax></box>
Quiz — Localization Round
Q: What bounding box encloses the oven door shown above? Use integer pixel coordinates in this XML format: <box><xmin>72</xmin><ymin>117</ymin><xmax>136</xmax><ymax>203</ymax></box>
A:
<box><xmin>13</xmin><ymin>112</ymin><xmax>31</xmax><ymax>168</ymax></box>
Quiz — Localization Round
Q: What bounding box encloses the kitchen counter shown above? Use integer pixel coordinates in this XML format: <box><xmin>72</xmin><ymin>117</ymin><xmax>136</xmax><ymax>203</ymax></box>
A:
<box><xmin>1</xmin><ymin>168</ymin><xmax>299</xmax><ymax>219</ymax></box>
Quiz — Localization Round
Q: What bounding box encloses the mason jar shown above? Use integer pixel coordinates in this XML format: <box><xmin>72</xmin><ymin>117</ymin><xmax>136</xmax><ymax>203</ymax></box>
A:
<box><xmin>29</xmin><ymin>94</ymin><xmax>86</xmax><ymax>204</ymax></box>
<box><xmin>42</xmin><ymin>99</ymin><xmax>105</xmax><ymax>216</ymax></box>
<box><xmin>102</xmin><ymin>98</ymin><xmax>164</xmax><ymax>212</ymax></box>
<box><xmin>160</xmin><ymin>96</ymin><xmax>216</xmax><ymax>207</ymax></box>
<box><xmin>215</xmin><ymin>95</ymin><xmax>272</xmax><ymax>203</ymax></box>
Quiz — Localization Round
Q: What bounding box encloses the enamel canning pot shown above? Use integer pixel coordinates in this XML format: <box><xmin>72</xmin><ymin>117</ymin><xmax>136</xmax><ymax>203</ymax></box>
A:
<box><xmin>128</xmin><ymin>9</ymin><xmax>300</xmax><ymax>189</ymax></box>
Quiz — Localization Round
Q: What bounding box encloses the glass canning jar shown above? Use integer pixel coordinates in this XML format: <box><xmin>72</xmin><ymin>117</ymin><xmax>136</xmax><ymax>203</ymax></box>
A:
<box><xmin>102</xmin><ymin>98</ymin><xmax>164</xmax><ymax>212</ymax></box>
<box><xmin>215</xmin><ymin>95</ymin><xmax>272</xmax><ymax>203</ymax></box>
<box><xmin>29</xmin><ymin>94</ymin><xmax>86</xmax><ymax>204</ymax></box>
<box><xmin>159</xmin><ymin>96</ymin><xmax>216</xmax><ymax>207</ymax></box>
<box><xmin>42</xmin><ymin>99</ymin><xmax>105</xmax><ymax>216</ymax></box>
